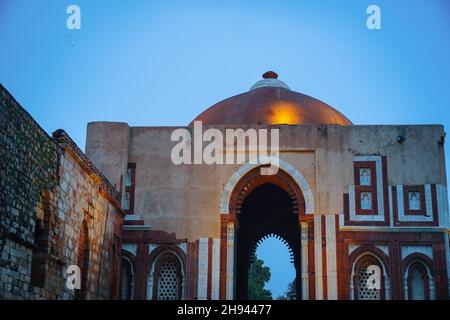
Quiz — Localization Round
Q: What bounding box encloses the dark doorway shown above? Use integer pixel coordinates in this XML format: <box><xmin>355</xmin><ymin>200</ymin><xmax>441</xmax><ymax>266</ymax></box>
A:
<box><xmin>235</xmin><ymin>183</ymin><xmax>302</xmax><ymax>300</ymax></box>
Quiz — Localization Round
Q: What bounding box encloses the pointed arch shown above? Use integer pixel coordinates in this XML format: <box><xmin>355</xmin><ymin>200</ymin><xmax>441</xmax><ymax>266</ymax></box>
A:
<box><xmin>349</xmin><ymin>245</ymin><xmax>390</xmax><ymax>300</ymax></box>
<box><xmin>120</xmin><ymin>252</ymin><xmax>135</xmax><ymax>300</ymax></box>
<box><xmin>249</xmin><ymin>233</ymin><xmax>295</xmax><ymax>265</ymax></box>
<box><xmin>402</xmin><ymin>253</ymin><xmax>435</xmax><ymax>300</ymax></box>
<box><xmin>220</xmin><ymin>158</ymin><xmax>314</xmax><ymax>215</ymax></box>
<box><xmin>146</xmin><ymin>245</ymin><xmax>187</xmax><ymax>300</ymax></box>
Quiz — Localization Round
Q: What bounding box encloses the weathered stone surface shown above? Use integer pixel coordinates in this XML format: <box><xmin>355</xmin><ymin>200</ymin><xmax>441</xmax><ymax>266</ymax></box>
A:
<box><xmin>0</xmin><ymin>85</ymin><xmax>123</xmax><ymax>300</ymax></box>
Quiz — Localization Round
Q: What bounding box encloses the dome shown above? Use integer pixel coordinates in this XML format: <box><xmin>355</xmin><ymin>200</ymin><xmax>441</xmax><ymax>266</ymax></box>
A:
<box><xmin>190</xmin><ymin>71</ymin><xmax>352</xmax><ymax>126</ymax></box>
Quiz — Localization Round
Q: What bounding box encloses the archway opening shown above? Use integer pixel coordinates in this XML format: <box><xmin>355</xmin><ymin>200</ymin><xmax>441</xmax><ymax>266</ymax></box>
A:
<box><xmin>248</xmin><ymin>234</ymin><xmax>297</xmax><ymax>300</ymax></box>
<box><xmin>236</xmin><ymin>182</ymin><xmax>302</xmax><ymax>300</ymax></box>
<box><xmin>407</xmin><ymin>261</ymin><xmax>431</xmax><ymax>300</ymax></box>
<box><xmin>121</xmin><ymin>257</ymin><xmax>134</xmax><ymax>300</ymax></box>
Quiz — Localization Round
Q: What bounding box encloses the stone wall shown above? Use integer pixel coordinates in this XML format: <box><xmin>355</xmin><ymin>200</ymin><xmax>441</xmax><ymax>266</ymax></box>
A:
<box><xmin>0</xmin><ymin>85</ymin><xmax>123</xmax><ymax>300</ymax></box>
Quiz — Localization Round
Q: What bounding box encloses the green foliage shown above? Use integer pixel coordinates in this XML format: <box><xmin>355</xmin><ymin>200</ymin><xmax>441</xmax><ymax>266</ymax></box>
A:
<box><xmin>275</xmin><ymin>279</ymin><xmax>296</xmax><ymax>300</ymax></box>
<box><xmin>247</xmin><ymin>255</ymin><xmax>273</xmax><ymax>300</ymax></box>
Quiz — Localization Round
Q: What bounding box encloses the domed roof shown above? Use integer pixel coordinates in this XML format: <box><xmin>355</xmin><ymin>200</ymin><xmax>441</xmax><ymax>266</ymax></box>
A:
<box><xmin>190</xmin><ymin>71</ymin><xmax>352</xmax><ymax>126</ymax></box>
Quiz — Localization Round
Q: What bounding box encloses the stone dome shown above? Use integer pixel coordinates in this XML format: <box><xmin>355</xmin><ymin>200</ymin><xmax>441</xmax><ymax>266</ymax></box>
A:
<box><xmin>190</xmin><ymin>71</ymin><xmax>352</xmax><ymax>126</ymax></box>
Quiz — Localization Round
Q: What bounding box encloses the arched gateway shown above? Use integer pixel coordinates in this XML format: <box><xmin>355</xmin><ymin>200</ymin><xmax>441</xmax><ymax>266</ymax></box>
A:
<box><xmin>219</xmin><ymin>163</ymin><xmax>315</xmax><ymax>300</ymax></box>
<box><xmin>81</xmin><ymin>72</ymin><xmax>450</xmax><ymax>300</ymax></box>
<box><xmin>1</xmin><ymin>70</ymin><xmax>449</xmax><ymax>301</ymax></box>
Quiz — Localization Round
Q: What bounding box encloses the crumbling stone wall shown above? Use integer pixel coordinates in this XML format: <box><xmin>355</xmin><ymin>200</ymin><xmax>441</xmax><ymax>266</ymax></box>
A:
<box><xmin>0</xmin><ymin>85</ymin><xmax>123</xmax><ymax>300</ymax></box>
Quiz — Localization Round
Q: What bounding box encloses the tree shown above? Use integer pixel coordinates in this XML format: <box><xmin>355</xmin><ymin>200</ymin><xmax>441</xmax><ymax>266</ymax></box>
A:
<box><xmin>275</xmin><ymin>279</ymin><xmax>296</xmax><ymax>300</ymax></box>
<box><xmin>285</xmin><ymin>279</ymin><xmax>296</xmax><ymax>300</ymax></box>
<box><xmin>247</xmin><ymin>255</ymin><xmax>273</xmax><ymax>300</ymax></box>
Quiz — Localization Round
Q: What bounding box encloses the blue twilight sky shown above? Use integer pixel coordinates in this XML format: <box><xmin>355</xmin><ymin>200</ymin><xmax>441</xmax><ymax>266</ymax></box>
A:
<box><xmin>1</xmin><ymin>0</ymin><xmax>450</xmax><ymax>298</ymax></box>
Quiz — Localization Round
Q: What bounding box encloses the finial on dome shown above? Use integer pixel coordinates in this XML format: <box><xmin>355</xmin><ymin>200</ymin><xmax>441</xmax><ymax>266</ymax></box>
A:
<box><xmin>250</xmin><ymin>71</ymin><xmax>290</xmax><ymax>91</ymax></box>
<box><xmin>262</xmin><ymin>71</ymin><xmax>278</xmax><ymax>79</ymax></box>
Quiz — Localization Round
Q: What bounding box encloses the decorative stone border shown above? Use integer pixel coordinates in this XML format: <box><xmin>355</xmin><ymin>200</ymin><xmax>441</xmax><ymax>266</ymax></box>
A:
<box><xmin>219</xmin><ymin>158</ymin><xmax>314</xmax><ymax>214</ymax></box>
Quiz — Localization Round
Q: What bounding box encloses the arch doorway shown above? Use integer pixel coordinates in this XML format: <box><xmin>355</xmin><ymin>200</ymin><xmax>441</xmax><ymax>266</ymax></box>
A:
<box><xmin>231</xmin><ymin>168</ymin><xmax>305</xmax><ymax>300</ymax></box>
<box><xmin>249</xmin><ymin>234</ymin><xmax>297</xmax><ymax>300</ymax></box>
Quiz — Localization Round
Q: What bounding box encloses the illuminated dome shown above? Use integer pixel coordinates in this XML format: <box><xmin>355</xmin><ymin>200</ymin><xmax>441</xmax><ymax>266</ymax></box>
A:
<box><xmin>190</xmin><ymin>71</ymin><xmax>352</xmax><ymax>126</ymax></box>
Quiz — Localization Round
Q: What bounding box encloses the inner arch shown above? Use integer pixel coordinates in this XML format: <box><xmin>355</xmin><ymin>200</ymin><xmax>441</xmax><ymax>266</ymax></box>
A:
<box><xmin>250</xmin><ymin>234</ymin><xmax>297</xmax><ymax>299</ymax></box>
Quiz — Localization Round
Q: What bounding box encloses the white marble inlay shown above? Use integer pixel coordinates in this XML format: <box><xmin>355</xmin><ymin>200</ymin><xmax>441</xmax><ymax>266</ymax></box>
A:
<box><xmin>443</xmin><ymin>185</ymin><xmax>449</xmax><ymax>227</ymax></box>
<box><xmin>349</xmin><ymin>185</ymin><xmax>384</xmax><ymax>222</ymax></box>
<box><xmin>425</xmin><ymin>184</ymin><xmax>433</xmax><ymax>217</ymax></box>
<box><xmin>226</xmin><ymin>224</ymin><xmax>235</xmax><ymax>300</ymax></box>
<box><xmin>211</xmin><ymin>238</ymin><xmax>220</xmax><ymax>300</ymax></box>
<box><xmin>197</xmin><ymin>238</ymin><xmax>209</xmax><ymax>300</ymax></box>
<box><xmin>348</xmin><ymin>244</ymin><xmax>361</xmax><ymax>256</ymax></box>
<box><xmin>401</xmin><ymin>245</ymin><xmax>433</xmax><ymax>260</ymax></box>
<box><xmin>124</xmin><ymin>214</ymin><xmax>141</xmax><ymax>221</ymax></box>
<box><xmin>359</xmin><ymin>168</ymin><xmax>371</xmax><ymax>186</ymax></box>
<box><xmin>148</xmin><ymin>243</ymin><xmax>159</xmax><ymax>254</ymax></box>
<box><xmin>314</xmin><ymin>214</ymin><xmax>323</xmax><ymax>299</ymax></box>
<box><xmin>388</xmin><ymin>186</ymin><xmax>394</xmax><ymax>227</ymax></box>
<box><xmin>397</xmin><ymin>185</ymin><xmax>434</xmax><ymax>222</ymax></box>
<box><xmin>436</xmin><ymin>184</ymin><xmax>449</xmax><ymax>227</ymax></box>
<box><xmin>349</xmin><ymin>156</ymin><xmax>385</xmax><ymax>222</ymax></box>
<box><xmin>123</xmin><ymin>243</ymin><xmax>137</xmax><ymax>256</ymax></box>
<box><xmin>436</xmin><ymin>185</ymin><xmax>445</xmax><ymax>226</ymax></box>
<box><xmin>408</xmin><ymin>192</ymin><xmax>421</xmax><ymax>210</ymax></box>
<box><xmin>300</xmin><ymin>222</ymin><xmax>309</xmax><ymax>300</ymax></box>
<box><xmin>325</xmin><ymin>215</ymin><xmax>338</xmax><ymax>300</ymax></box>
<box><xmin>177</xmin><ymin>242</ymin><xmax>188</xmax><ymax>254</ymax></box>
<box><xmin>375</xmin><ymin>245</ymin><xmax>389</xmax><ymax>256</ymax></box>
<box><xmin>361</xmin><ymin>192</ymin><xmax>373</xmax><ymax>210</ymax></box>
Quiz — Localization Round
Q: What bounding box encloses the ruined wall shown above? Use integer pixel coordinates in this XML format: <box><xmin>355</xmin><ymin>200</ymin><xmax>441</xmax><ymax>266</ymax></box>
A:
<box><xmin>0</xmin><ymin>86</ymin><xmax>59</xmax><ymax>299</ymax></box>
<box><xmin>0</xmin><ymin>85</ymin><xmax>123</xmax><ymax>300</ymax></box>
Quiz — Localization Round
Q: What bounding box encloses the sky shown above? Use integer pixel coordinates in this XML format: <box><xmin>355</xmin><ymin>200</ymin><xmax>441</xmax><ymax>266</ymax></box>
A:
<box><xmin>1</xmin><ymin>0</ymin><xmax>450</xmax><ymax>298</ymax></box>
